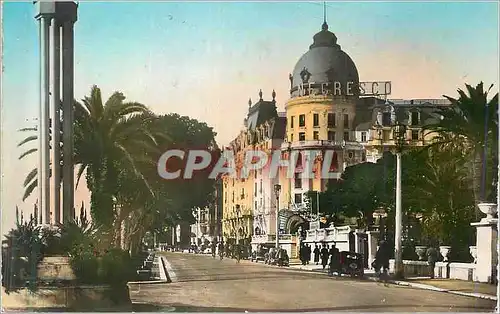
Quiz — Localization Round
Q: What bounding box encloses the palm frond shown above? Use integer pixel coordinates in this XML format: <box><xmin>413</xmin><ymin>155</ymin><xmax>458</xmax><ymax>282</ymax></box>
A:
<box><xmin>19</xmin><ymin>148</ymin><xmax>37</xmax><ymax>160</ymax></box>
<box><xmin>18</xmin><ymin>135</ymin><xmax>37</xmax><ymax>147</ymax></box>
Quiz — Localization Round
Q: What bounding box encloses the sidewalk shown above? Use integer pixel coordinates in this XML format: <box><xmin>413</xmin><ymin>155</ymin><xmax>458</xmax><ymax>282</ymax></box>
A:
<box><xmin>287</xmin><ymin>263</ymin><xmax>497</xmax><ymax>301</ymax></box>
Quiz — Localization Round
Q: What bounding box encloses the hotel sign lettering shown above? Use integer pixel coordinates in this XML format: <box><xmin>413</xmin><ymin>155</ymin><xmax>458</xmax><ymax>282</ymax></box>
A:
<box><xmin>295</xmin><ymin>81</ymin><xmax>392</xmax><ymax>97</ymax></box>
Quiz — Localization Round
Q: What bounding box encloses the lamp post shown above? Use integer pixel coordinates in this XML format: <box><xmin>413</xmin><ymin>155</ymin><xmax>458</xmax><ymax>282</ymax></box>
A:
<box><xmin>393</xmin><ymin>121</ymin><xmax>407</xmax><ymax>279</ymax></box>
<box><xmin>235</xmin><ymin>205</ymin><xmax>240</xmax><ymax>245</ymax></box>
<box><xmin>274</xmin><ymin>184</ymin><xmax>281</xmax><ymax>249</ymax></box>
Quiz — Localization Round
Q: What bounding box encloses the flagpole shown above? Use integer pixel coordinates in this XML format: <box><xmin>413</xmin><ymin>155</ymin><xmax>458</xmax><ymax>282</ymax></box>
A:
<box><xmin>496</xmin><ymin>90</ymin><xmax>499</xmax><ymax>312</ymax></box>
<box><xmin>316</xmin><ymin>191</ymin><xmax>320</xmax><ymax>218</ymax></box>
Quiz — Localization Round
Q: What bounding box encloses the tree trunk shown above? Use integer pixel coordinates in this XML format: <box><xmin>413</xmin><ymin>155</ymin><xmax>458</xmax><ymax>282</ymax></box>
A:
<box><xmin>470</xmin><ymin>150</ymin><xmax>483</xmax><ymax>204</ymax></box>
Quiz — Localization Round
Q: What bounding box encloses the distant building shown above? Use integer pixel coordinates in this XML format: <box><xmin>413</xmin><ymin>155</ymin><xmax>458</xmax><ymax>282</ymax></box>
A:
<box><xmin>221</xmin><ymin>91</ymin><xmax>286</xmax><ymax>248</ymax></box>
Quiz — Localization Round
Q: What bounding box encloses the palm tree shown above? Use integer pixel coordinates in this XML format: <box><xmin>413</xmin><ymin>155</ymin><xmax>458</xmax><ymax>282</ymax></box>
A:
<box><xmin>426</xmin><ymin>82</ymin><xmax>498</xmax><ymax>205</ymax></box>
<box><xmin>411</xmin><ymin>143</ymin><xmax>475</xmax><ymax>248</ymax></box>
<box><xmin>18</xmin><ymin>85</ymin><xmax>162</xmax><ymax>227</ymax></box>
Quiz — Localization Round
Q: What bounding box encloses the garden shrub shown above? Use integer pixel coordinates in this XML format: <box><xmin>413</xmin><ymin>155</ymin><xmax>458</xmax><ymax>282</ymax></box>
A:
<box><xmin>69</xmin><ymin>243</ymin><xmax>100</xmax><ymax>284</ymax></box>
<box><xmin>99</xmin><ymin>248</ymin><xmax>136</xmax><ymax>287</ymax></box>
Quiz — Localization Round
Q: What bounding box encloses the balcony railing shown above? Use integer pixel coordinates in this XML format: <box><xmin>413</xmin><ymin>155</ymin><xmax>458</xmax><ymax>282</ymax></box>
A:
<box><xmin>251</xmin><ymin>234</ymin><xmax>296</xmax><ymax>243</ymax></box>
<box><xmin>281</xmin><ymin>140</ymin><xmax>344</xmax><ymax>150</ymax></box>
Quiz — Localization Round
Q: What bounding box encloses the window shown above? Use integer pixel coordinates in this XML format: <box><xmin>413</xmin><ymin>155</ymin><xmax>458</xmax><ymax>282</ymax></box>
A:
<box><xmin>299</xmin><ymin>132</ymin><xmax>306</xmax><ymax>141</ymax></box>
<box><xmin>383</xmin><ymin>130</ymin><xmax>391</xmax><ymax>141</ymax></box>
<box><xmin>328</xmin><ymin>113</ymin><xmax>336</xmax><ymax>127</ymax></box>
<box><xmin>225</xmin><ymin>192</ymin><xmax>227</xmax><ymax>203</ymax></box>
<box><xmin>290</xmin><ymin>133</ymin><xmax>294</xmax><ymax>142</ymax></box>
<box><xmin>362</xmin><ymin>152</ymin><xmax>367</xmax><ymax>162</ymax></box>
<box><xmin>290</xmin><ymin>116</ymin><xmax>295</xmax><ymax>128</ymax></box>
<box><xmin>299</xmin><ymin>114</ymin><xmax>306</xmax><ymax>127</ymax></box>
<box><xmin>260</xmin><ymin>180</ymin><xmax>263</xmax><ymax>193</ymax></box>
<box><xmin>294</xmin><ymin>193</ymin><xmax>302</xmax><ymax>204</ymax></box>
<box><xmin>241</xmin><ymin>188</ymin><xmax>245</xmax><ymax>199</ymax></box>
<box><xmin>313</xmin><ymin>131</ymin><xmax>319</xmax><ymax>140</ymax></box>
<box><xmin>294</xmin><ymin>177</ymin><xmax>302</xmax><ymax>189</ymax></box>
<box><xmin>412</xmin><ymin>130</ymin><xmax>419</xmax><ymax>140</ymax></box>
<box><xmin>361</xmin><ymin>132</ymin><xmax>367</xmax><ymax>142</ymax></box>
<box><xmin>343</xmin><ymin>114</ymin><xmax>349</xmax><ymax>128</ymax></box>
<box><xmin>328</xmin><ymin>131</ymin><xmax>336</xmax><ymax>141</ymax></box>
<box><xmin>313</xmin><ymin>113</ymin><xmax>319</xmax><ymax>127</ymax></box>
<box><xmin>254</xmin><ymin>183</ymin><xmax>257</xmax><ymax>196</ymax></box>
<box><xmin>255</xmin><ymin>201</ymin><xmax>257</xmax><ymax>210</ymax></box>
<box><xmin>343</xmin><ymin>131</ymin><xmax>349</xmax><ymax>141</ymax></box>
<box><xmin>411</xmin><ymin>111</ymin><xmax>419</xmax><ymax>126</ymax></box>
<box><xmin>232</xmin><ymin>191</ymin><xmax>235</xmax><ymax>202</ymax></box>
<box><xmin>382</xmin><ymin>112</ymin><xmax>391</xmax><ymax>126</ymax></box>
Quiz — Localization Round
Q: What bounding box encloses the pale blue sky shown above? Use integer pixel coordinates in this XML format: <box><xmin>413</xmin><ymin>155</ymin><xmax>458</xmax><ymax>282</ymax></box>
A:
<box><xmin>2</xmin><ymin>1</ymin><xmax>499</xmax><ymax>233</ymax></box>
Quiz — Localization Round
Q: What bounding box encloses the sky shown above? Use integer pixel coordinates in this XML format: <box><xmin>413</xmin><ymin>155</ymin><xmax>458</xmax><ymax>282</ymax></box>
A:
<box><xmin>1</xmin><ymin>1</ymin><xmax>499</xmax><ymax>234</ymax></box>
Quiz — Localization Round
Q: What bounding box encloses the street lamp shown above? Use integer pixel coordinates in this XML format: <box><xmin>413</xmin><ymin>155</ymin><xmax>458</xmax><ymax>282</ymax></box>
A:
<box><xmin>235</xmin><ymin>204</ymin><xmax>240</xmax><ymax>245</ymax></box>
<box><xmin>393</xmin><ymin>121</ymin><xmax>407</xmax><ymax>279</ymax></box>
<box><xmin>274</xmin><ymin>184</ymin><xmax>281</xmax><ymax>249</ymax></box>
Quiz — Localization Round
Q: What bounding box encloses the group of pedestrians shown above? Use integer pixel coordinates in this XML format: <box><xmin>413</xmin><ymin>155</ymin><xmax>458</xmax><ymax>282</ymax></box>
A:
<box><xmin>300</xmin><ymin>242</ymin><xmax>341</xmax><ymax>274</ymax></box>
<box><xmin>211</xmin><ymin>241</ymin><xmax>249</xmax><ymax>263</ymax></box>
<box><xmin>298</xmin><ymin>243</ymin><xmax>312</xmax><ymax>265</ymax></box>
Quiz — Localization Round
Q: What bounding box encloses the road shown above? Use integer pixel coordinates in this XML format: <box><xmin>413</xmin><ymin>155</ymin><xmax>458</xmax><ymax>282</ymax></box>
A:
<box><xmin>128</xmin><ymin>252</ymin><xmax>496</xmax><ymax>312</ymax></box>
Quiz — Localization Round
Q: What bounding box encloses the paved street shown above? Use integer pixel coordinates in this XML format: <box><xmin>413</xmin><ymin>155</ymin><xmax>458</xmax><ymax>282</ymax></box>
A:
<box><xmin>128</xmin><ymin>252</ymin><xmax>496</xmax><ymax>312</ymax></box>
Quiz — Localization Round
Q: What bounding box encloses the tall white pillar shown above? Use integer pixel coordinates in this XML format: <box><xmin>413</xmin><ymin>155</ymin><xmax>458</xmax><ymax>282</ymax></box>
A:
<box><xmin>62</xmin><ymin>20</ymin><xmax>75</xmax><ymax>223</ymax></box>
<box><xmin>394</xmin><ymin>152</ymin><xmax>403</xmax><ymax>277</ymax></box>
<box><xmin>471</xmin><ymin>219</ymin><xmax>498</xmax><ymax>282</ymax></box>
<box><xmin>50</xmin><ymin>19</ymin><xmax>61</xmax><ymax>225</ymax></box>
<box><xmin>366</xmin><ymin>231</ymin><xmax>379</xmax><ymax>269</ymax></box>
<box><xmin>38</xmin><ymin>16</ymin><xmax>51</xmax><ymax>225</ymax></box>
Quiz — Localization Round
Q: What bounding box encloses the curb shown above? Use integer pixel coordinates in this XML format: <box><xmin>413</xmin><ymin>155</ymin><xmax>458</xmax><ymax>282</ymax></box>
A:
<box><xmin>128</xmin><ymin>280</ymin><xmax>169</xmax><ymax>285</ymax></box>
<box><xmin>287</xmin><ymin>264</ymin><xmax>497</xmax><ymax>301</ymax></box>
<box><xmin>364</xmin><ymin>276</ymin><xmax>497</xmax><ymax>301</ymax></box>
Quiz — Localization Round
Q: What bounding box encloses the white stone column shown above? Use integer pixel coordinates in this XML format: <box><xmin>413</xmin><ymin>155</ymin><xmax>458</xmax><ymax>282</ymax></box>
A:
<box><xmin>50</xmin><ymin>18</ymin><xmax>61</xmax><ymax>225</ymax></box>
<box><xmin>62</xmin><ymin>20</ymin><xmax>75</xmax><ymax>223</ymax></box>
<box><xmin>354</xmin><ymin>229</ymin><xmax>365</xmax><ymax>255</ymax></box>
<box><xmin>471</xmin><ymin>219</ymin><xmax>498</xmax><ymax>283</ymax></box>
<box><xmin>38</xmin><ymin>16</ymin><xmax>51</xmax><ymax>225</ymax></box>
<box><xmin>366</xmin><ymin>230</ymin><xmax>379</xmax><ymax>269</ymax></box>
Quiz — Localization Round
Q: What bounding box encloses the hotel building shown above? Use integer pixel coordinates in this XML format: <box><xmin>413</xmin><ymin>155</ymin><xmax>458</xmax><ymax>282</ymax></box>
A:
<box><xmin>220</xmin><ymin>19</ymin><xmax>450</xmax><ymax>253</ymax></box>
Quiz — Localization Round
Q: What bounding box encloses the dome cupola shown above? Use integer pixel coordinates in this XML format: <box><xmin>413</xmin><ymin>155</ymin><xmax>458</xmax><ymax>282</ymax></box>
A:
<box><xmin>289</xmin><ymin>20</ymin><xmax>359</xmax><ymax>98</ymax></box>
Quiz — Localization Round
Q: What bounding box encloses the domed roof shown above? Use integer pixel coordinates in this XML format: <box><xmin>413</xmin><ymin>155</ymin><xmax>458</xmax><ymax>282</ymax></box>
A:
<box><xmin>290</xmin><ymin>22</ymin><xmax>359</xmax><ymax>98</ymax></box>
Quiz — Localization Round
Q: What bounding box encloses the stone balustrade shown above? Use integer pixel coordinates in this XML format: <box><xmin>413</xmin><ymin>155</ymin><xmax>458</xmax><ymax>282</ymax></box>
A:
<box><xmin>387</xmin><ymin>259</ymin><xmax>477</xmax><ymax>281</ymax></box>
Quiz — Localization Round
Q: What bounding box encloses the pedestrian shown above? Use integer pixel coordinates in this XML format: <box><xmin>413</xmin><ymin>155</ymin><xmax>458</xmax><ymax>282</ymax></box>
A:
<box><xmin>306</xmin><ymin>244</ymin><xmax>312</xmax><ymax>265</ymax></box>
<box><xmin>299</xmin><ymin>244</ymin><xmax>306</xmax><ymax>265</ymax></box>
<box><xmin>235</xmin><ymin>243</ymin><xmax>241</xmax><ymax>263</ymax></box>
<box><xmin>320</xmin><ymin>244</ymin><xmax>329</xmax><ymax>270</ymax></box>
<box><xmin>211</xmin><ymin>241</ymin><xmax>216</xmax><ymax>258</ymax></box>
<box><xmin>277</xmin><ymin>247</ymin><xmax>286</xmax><ymax>267</ymax></box>
<box><xmin>426</xmin><ymin>246</ymin><xmax>438</xmax><ymax>279</ymax></box>
<box><xmin>328</xmin><ymin>242</ymin><xmax>340</xmax><ymax>276</ymax></box>
<box><xmin>313</xmin><ymin>244</ymin><xmax>320</xmax><ymax>265</ymax></box>
<box><xmin>374</xmin><ymin>240</ymin><xmax>390</xmax><ymax>276</ymax></box>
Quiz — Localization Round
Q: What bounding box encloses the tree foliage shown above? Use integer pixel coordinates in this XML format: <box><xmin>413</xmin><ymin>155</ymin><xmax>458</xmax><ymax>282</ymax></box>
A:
<box><xmin>18</xmin><ymin>86</ymin><xmax>218</xmax><ymax>251</ymax></box>
<box><xmin>425</xmin><ymin>82</ymin><xmax>498</xmax><ymax>203</ymax></box>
